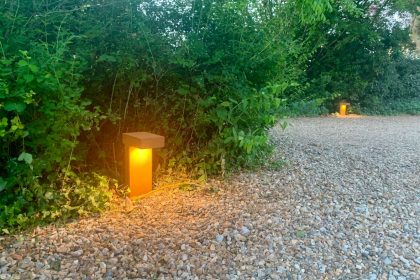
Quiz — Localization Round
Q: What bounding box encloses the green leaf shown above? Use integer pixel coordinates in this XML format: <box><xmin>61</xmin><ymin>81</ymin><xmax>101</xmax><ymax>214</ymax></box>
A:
<box><xmin>45</xmin><ymin>191</ymin><xmax>53</xmax><ymax>200</ymax></box>
<box><xmin>4</xmin><ymin>102</ymin><xmax>26</xmax><ymax>113</ymax></box>
<box><xmin>176</xmin><ymin>86</ymin><xmax>190</xmax><ymax>96</ymax></box>
<box><xmin>280</xmin><ymin>121</ymin><xmax>288</xmax><ymax>130</ymax></box>
<box><xmin>0</xmin><ymin>117</ymin><xmax>7</xmax><ymax>127</ymax></box>
<box><xmin>296</xmin><ymin>230</ymin><xmax>306</xmax><ymax>238</ymax></box>
<box><xmin>28</xmin><ymin>64</ymin><xmax>39</xmax><ymax>73</ymax></box>
<box><xmin>18</xmin><ymin>152</ymin><xmax>33</xmax><ymax>165</ymax></box>
<box><xmin>17</xmin><ymin>60</ymin><xmax>28</xmax><ymax>67</ymax></box>
<box><xmin>23</xmin><ymin>74</ymin><xmax>34</xmax><ymax>82</ymax></box>
<box><xmin>0</xmin><ymin>177</ymin><xmax>6</xmax><ymax>192</ymax></box>
<box><xmin>10</xmin><ymin>116</ymin><xmax>24</xmax><ymax>131</ymax></box>
<box><xmin>97</xmin><ymin>54</ymin><xmax>117</xmax><ymax>63</ymax></box>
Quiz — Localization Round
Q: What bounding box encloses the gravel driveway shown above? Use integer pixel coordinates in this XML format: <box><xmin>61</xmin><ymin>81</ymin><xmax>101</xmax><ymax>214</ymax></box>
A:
<box><xmin>1</xmin><ymin>116</ymin><xmax>419</xmax><ymax>280</ymax></box>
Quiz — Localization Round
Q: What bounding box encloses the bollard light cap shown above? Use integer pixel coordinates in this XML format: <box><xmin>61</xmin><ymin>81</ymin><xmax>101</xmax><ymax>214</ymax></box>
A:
<box><xmin>123</xmin><ymin>132</ymin><xmax>165</xmax><ymax>149</ymax></box>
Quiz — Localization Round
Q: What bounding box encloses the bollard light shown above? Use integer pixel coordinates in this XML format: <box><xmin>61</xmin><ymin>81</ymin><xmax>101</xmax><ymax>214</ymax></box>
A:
<box><xmin>122</xmin><ymin>132</ymin><xmax>164</xmax><ymax>198</ymax></box>
<box><xmin>339</xmin><ymin>101</ymin><xmax>350</xmax><ymax>117</ymax></box>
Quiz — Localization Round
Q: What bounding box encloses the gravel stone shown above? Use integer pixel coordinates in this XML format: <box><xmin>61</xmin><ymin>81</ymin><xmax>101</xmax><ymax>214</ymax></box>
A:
<box><xmin>319</xmin><ymin>264</ymin><xmax>326</xmax><ymax>273</ymax></box>
<box><xmin>99</xmin><ymin>262</ymin><xmax>106</xmax><ymax>274</ymax></box>
<box><xmin>383</xmin><ymin>257</ymin><xmax>393</xmax><ymax>265</ymax></box>
<box><xmin>240</xmin><ymin>226</ymin><xmax>250</xmax><ymax>236</ymax></box>
<box><xmin>399</xmin><ymin>256</ymin><xmax>411</xmax><ymax>268</ymax></box>
<box><xmin>0</xmin><ymin>116</ymin><xmax>419</xmax><ymax>279</ymax></box>
<box><xmin>71</xmin><ymin>250</ymin><xmax>83</xmax><ymax>257</ymax></box>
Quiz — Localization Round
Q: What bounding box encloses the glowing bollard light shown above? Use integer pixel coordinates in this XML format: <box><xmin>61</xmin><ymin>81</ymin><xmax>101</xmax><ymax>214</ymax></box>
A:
<box><xmin>122</xmin><ymin>132</ymin><xmax>164</xmax><ymax>198</ymax></box>
<box><xmin>339</xmin><ymin>101</ymin><xmax>350</xmax><ymax>117</ymax></box>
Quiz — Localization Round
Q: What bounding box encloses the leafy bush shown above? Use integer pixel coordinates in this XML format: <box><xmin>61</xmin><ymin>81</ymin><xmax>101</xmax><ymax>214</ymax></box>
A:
<box><xmin>365</xmin><ymin>97</ymin><xmax>420</xmax><ymax>115</ymax></box>
<box><xmin>359</xmin><ymin>58</ymin><xmax>420</xmax><ymax>115</ymax></box>
<box><xmin>281</xmin><ymin>99</ymin><xmax>329</xmax><ymax>117</ymax></box>
<box><xmin>0</xmin><ymin>173</ymin><xmax>114</xmax><ymax>230</ymax></box>
<box><xmin>1</xmin><ymin>0</ymin><xmax>297</xmax><ymax>230</ymax></box>
<box><xmin>298</xmin><ymin>1</ymin><xmax>417</xmax><ymax>113</ymax></box>
<box><xmin>0</xmin><ymin>0</ymin><xmax>417</xmax><ymax>231</ymax></box>
<box><xmin>0</xmin><ymin>2</ymin><xmax>111</xmax><ymax>230</ymax></box>
<box><xmin>76</xmin><ymin>0</ymin><xmax>307</xmax><ymax>177</ymax></box>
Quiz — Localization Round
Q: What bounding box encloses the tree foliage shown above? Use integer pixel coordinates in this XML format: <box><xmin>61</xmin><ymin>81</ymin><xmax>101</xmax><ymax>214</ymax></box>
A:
<box><xmin>296</xmin><ymin>0</ymin><xmax>418</xmax><ymax>112</ymax></box>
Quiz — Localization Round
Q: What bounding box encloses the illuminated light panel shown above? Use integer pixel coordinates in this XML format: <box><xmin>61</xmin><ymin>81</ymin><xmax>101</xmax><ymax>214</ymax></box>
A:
<box><xmin>129</xmin><ymin>147</ymin><xmax>152</xmax><ymax>197</ymax></box>
<box><xmin>339</xmin><ymin>104</ymin><xmax>347</xmax><ymax>116</ymax></box>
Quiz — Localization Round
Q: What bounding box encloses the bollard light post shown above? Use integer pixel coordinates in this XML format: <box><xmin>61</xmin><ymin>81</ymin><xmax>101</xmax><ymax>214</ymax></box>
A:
<box><xmin>339</xmin><ymin>101</ymin><xmax>350</xmax><ymax>117</ymax></box>
<box><xmin>122</xmin><ymin>132</ymin><xmax>164</xmax><ymax>198</ymax></box>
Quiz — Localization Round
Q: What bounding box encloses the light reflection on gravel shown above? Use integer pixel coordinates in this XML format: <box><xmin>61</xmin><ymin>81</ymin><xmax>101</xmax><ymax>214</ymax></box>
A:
<box><xmin>1</xmin><ymin>116</ymin><xmax>419</xmax><ymax>280</ymax></box>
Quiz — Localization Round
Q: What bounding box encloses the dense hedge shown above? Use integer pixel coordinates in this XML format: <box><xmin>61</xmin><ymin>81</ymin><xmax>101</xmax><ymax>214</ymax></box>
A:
<box><xmin>359</xmin><ymin>58</ymin><xmax>420</xmax><ymax>115</ymax></box>
<box><xmin>0</xmin><ymin>0</ymin><xmax>417</xmax><ymax>230</ymax></box>
<box><xmin>0</xmin><ymin>0</ymin><xmax>310</xmax><ymax>229</ymax></box>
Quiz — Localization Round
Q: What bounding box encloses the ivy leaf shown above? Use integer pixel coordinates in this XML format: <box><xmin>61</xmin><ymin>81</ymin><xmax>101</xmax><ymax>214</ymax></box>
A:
<box><xmin>18</xmin><ymin>152</ymin><xmax>33</xmax><ymax>165</ymax></box>
<box><xmin>10</xmin><ymin>116</ymin><xmax>24</xmax><ymax>131</ymax></box>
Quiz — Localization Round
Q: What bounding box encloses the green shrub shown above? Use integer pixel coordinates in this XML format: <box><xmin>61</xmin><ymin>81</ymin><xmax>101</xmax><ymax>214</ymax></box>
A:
<box><xmin>0</xmin><ymin>2</ymin><xmax>111</xmax><ymax>230</ymax></box>
<box><xmin>281</xmin><ymin>99</ymin><xmax>329</xmax><ymax>117</ymax></box>
<box><xmin>1</xmin><ymin>0</ymin><xmax>292</xmax><ymax>230</ymax></box>
<box><xmin>0</xmin><ymin>172</ymin><xmax>114</xmax><ymax>230</ymax></box>
<box><xmin>77</xmin><ymin>0</ymin><xmax>300</xmax><ymax>177</ymax></box>
<box><xmin>0</xmin><ymin>0</ymin><xmax>416</xmax><ymax>231</ymax></box>
<box><xmin>360</xmin><ymin>58</ymin><xmax>420</xmax><ymax>115</ymax></box>
<box><xmin>298</xmin><ymin>1</ymin><xmax>417</xmax><ymax>113</ymax></box>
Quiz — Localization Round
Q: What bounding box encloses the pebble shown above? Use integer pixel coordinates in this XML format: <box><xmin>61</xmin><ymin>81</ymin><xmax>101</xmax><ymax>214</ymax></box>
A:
<box><xmin>361</xmin><ymin>249</ymin><xmax>370</xmax><ymax>258</ymax></box>
<box><xmin>319</xmin><ymin>264</ymin><xmax>326</xmax><ymax>273</ymax></box>
<box><xmin>71</xmin><ymin>250</ymin><xmax>83</xmax><ymax>257</ymax></box>
<box><xmin>99</xmin><ymin>262</ymin><xmax>106</xmax><ymax>273</ymax></box>
<box><xmin>35</xmin><ymin>262</ymin><xmax>44</xmax><ymax>269</ymax></box>
<box><xmin>216</xmin><ymin>234</ymin><xmax>224</xmax><ymax>243</ymax></box>
<box><xmin>240</xmin><ymin>226</ymin><xmax>250</xmax><ymax>236</ymax></box>
<box><xmin>56</xmin><ymin>246</ymin><xmax>68</xmax><ymax>254</ymax></box>
<box><xmin>383</xmin><ymin>257</ymin><xmax>392</xmax><ymax>265</ymax></box>
<box><xmin>276</xmin><ymin>266</ymin><xmax>285</xmax><ymax>273</ymax></box>
<box><xmin>399</xmin><ymin>256</ymin><xmax>411</xmax><ymax>268</ymax></box>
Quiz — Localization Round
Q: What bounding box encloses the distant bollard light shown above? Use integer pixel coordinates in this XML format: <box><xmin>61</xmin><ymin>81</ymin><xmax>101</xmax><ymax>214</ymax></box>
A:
<box><xmin>122</xmin><ymin>132</ymin><xmax>164</xmax><ymax>198</ymax></box>
<box><xmin>339</xmin><ymin>101</ymin><xmax>350</xmax><ymax>116</ymax></box>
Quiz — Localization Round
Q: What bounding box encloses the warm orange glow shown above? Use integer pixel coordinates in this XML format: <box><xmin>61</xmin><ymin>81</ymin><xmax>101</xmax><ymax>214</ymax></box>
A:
<box><xmin>339</xmin><ymin>104</ymin><xmax>347</xmax><ymax>116</ymax></box>
<box><xmin>129</xmin><ymin>147</ymin><xmax>152</xmax><ymax>197</ymax></box>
